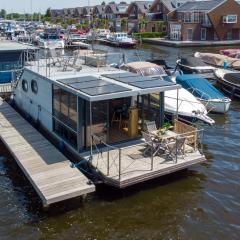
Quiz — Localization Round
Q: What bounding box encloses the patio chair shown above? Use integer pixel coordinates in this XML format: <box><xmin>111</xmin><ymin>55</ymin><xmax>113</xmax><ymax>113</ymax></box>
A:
<box><xmin>48</xmin><ymin>49</ymin><xmax>63</xmax><ymax>66</ymax></box>
<box><xmin>165</xmin><ymin>136</ymin><xmax>186</xmax><ymax>163</ymax></box>
<box><xmin>62</xmin><ymin>52</ymin><xmax>82</xmax><ymax>72</ymax></box>
<box><xmin>142</xmin><ymin>131</ymin><xmax>163</xmax><ymax>157</ymax></box>
<box><xmin>146</xmin><ymin>121</ymin><xmax>157</xmax><ymax>135</ymax></box>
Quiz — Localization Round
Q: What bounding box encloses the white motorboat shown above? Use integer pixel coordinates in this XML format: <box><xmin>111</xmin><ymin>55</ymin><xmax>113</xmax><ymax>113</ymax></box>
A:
<box><xmin>37</xmin><ymin>28</ymin><xmax>64</xmax><ymax>49</ymax></box>
<box><xmin>106</xmin><ymin>32</ymin><xmax>137</xmax><ymax>48</ymax></box>
<box><xmin>120</xmin><ymin>61</ymin><xmax>215</xmax><ymax>125</ymax></box>
<box><xmin>97</xmin><ymin>29</ymin><xmax>110</xmax><ymax>39</ymax></box>
<box><xmin>65</xmin><ymin>34</ymin><xmax>90</xmax><ymax>49</ymax></box>
<box><xmin>176</xmin><ymin>74</ymin><xmax>231</xmax><ymax>114</ymax></box>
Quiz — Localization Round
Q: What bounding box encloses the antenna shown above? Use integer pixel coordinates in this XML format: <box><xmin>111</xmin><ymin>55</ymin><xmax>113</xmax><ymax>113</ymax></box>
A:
<box><xmin>30</xmin><ymin>0</ymin><xmax>33</xmax><ymax>22</ymax></box>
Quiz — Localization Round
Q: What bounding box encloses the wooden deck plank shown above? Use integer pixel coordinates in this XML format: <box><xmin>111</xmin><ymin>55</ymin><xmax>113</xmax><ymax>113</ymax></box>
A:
<box><xmin>0</xmin><ymin>99</ymin><xmax>95</xmax><ymax>206</ymax></box>
<box><xmin>85</xmin><ymin>139</ymin><xmax>206</xmax><ymax>188</ymax></box>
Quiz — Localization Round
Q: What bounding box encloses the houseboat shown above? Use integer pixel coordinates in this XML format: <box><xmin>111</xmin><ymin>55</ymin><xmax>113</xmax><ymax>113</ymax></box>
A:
<box><xmin>0</xmin><ymin>41</ymin><xmax>37</xmax><ymax>94</ymax></box>
<box><xmin>11</xmin><ymin>51</ymin><xmax>206</xmax><ymax>188</ymax></box>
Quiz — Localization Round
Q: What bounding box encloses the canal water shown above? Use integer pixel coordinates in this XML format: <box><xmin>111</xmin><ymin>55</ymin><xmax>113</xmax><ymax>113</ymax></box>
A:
<box><xmin>0</xmin><ymin>44</ymin><xmax>240</xmax><ymax>240</ymax></box>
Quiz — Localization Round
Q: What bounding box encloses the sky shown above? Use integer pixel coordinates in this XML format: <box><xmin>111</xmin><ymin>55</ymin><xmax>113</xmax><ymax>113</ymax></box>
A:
<box><xmin>0</xmin><ymin>0</ymin><xmax>131</xmax><ymax>14</ymax></box>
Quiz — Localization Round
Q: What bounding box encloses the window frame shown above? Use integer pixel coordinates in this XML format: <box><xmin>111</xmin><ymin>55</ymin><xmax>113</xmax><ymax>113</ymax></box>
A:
<box><xmin>22</xmin><ymin>79</ymin><xmax>28</xmax><ymax>92</ymax></box>
<box><xmin>31</xmin><ymin>79</ymin><xmax>38</xmax><ymax>94</ymax></box>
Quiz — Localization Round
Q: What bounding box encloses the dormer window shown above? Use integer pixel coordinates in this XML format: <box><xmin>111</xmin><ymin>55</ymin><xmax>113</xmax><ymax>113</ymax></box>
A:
<box><xmin>223</xmin><ymin>15</ymin><xmax>237</xmax><ymax>23</ymax></box>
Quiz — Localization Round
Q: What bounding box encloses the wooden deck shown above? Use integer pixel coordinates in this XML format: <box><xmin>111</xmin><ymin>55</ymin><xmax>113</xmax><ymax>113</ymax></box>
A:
<box><xmin>0</xmin><ymin>99</ymin><xmax>95</xmax><ymax>206</ymax></box>
<box><xmin>84</xmin><ymin>140</ymin><xmax>206</xmax><ymax>188</ymax></box>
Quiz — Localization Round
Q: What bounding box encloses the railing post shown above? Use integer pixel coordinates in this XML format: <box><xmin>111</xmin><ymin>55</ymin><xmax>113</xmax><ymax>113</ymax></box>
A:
<box><xmin>175</xmin><ymin>137</ymin><xmax>178</xmax><ymax>164</ymax></box>
<box><xmin>151</xmin><ymin>141</ymin><xmax>153</xmax><ymax>170</ymax></box>
<box><xmin>119</xmin><ymin>148</ymin><xmax>121</xmax><ymax>180</ymax></box>
<box><xmin>107</xmin><ymin>147</ymin><xmax>110</xmax><ymax>176</ymax></box>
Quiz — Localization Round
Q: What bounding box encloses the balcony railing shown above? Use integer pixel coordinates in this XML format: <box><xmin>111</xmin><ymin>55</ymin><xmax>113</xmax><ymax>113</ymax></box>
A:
<box><xmin>90</xmin><ymin>120</ymin><xmax>204</xmax><ymax>180</ymax></box>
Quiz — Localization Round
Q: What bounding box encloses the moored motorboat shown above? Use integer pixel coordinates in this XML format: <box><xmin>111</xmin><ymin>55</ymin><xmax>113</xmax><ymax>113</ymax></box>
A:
<box><xmin>214</xmin><ymin>69</ymin><xmax>240</xmax><ymax>99</ymax></box>
<box><xmin>176</xmin><ymin>74</ymin><xmax>231</xmax><ymax>113</ymax></box>
<box><xmin>176</xmin><ymin>57</ymin><xmax>216</xmax><ymax>81</ymax></box>
<box><xmin>220</xmin><ymin>49</ymin><xmax>240</xmax><ymax>58</ymax></box>
<box><xmin>106</xmin><ymin>32</ymin><xmax>138</xmax><ymax>48</ymax></box>
<box><xmin>120</xmin><ymin>61</ymin><xmax>215</xmax><ymax>124</ymax></box>
<box><xmin>37</xmin><ymin>28</ymin><xmax>64</xmax><ymax>49</ymax></box>
<box><xmin>194</xmin><ymin>52</ymin><xmax>240</xmax><ymax>70</ymax></box>
<box><xmin>65</xmin><ymin>33</ymin><xmax>90</xmax><ymax>49</ymax></box>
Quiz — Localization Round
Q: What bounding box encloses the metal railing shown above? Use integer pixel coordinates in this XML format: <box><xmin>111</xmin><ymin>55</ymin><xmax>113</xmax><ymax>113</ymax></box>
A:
<box><xmin>91</xmin><ymin>128</ymin><xmax>204</xmax><ymax>180</ymax></box>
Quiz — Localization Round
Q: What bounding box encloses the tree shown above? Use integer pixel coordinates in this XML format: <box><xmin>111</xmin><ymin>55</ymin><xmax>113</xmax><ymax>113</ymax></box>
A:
<box><xmin>0</xmin><ymin>9</ymin><xmax>6</xmax><ymax>18</ymax></box>
<box><xmin>101</xmin><ymin>1</ymin><xmax>106</xmax><ymax>5</ymax></box>
<box><xmin>45</xmin><ymin>8</ymin><xmax>51</xmax><ymax>17</ymax></box>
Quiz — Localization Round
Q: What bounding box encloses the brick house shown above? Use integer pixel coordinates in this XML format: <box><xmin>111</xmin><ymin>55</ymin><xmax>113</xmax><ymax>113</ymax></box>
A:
<box><xmin>50</xmin><ymin>9</ymin><xmax>63</xmax><ymax>20</ymax></box>
<box><xmin>74</xmin><ymin>7</ymin><xmax>84</xmax><ymax>22</ymax></box>
<box><xmin>93</xmin><ymin>5</ymin><xmax>106</xmax><ymax>19</ymax></box>
<box><xmin>104</xmin><ymin>3</ymin><xmax>129</xmax><ymax>32</ymax></box>
<box><xmin>168</xmin><ymin>0</ymin><xmax>240</xmax><ymax>41</ymax></box>
<box><xmin>126</xmin><ymin>1</ymin><xmax>153</xmax><ymax>32</ymax></box>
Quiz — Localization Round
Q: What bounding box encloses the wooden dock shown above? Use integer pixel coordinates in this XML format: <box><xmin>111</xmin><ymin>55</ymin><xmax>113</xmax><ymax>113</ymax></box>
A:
<box><xmin>0</xmin><ymin>99</ymin><xmax>95</xmax><ymax>206</ymax></box>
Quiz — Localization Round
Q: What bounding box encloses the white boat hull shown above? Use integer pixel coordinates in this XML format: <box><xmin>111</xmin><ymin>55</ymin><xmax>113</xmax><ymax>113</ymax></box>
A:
<box><xmin>163</xmin><ymin>88</ymin><xmax>215</xmax><ymax>125</ymax></box>
<box><xmin>38</xmin><ymin>39</ymin><xmax>65</xmax><ymax>49</ymax></box>
<box><xmin>200</xmin><ymin>98</ymin><xmax>231</xmax><ymax>113</ymax></box>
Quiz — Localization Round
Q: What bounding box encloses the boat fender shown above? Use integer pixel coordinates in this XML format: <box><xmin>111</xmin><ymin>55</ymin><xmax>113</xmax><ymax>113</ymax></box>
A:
<box><xmin>223</xmin><ymin>59</ymin><xmax>228</xmax><ymax>69</ymax></box>
<box><xmin>59</xmin><ymin>140</ymin><xmax>65</xmax><ymax>153</ymax></box>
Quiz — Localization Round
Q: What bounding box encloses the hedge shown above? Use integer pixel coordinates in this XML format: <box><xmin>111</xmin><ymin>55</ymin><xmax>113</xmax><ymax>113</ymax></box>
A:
<box><xmin>133</xmin><ymin>32</ymin><xmax>166</xmax><ymax>38</ymax></box>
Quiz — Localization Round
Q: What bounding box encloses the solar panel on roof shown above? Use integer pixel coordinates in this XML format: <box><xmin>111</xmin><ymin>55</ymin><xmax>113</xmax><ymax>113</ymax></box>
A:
<box><xmin>57</xmin><ymin>75</ymin><xmax>131</xmax><ymax>96</ymax></box>
<box><xmin>108</xmin><ymin>75</ymin><xmax>154</xmax><ymax>83</ymax></box>
<box><xmin>58</xmin><ymin>76</ymin><xmax>99</xmax><ymax>84</ymax></box>
<box><xmin>131</xmin><ymin>79</ymin><xmax>175</xmax><ymax>89</ymax></box>
<box><xmin>81</xmin><ymin>84</ymin><xmax>130</xmax><ymax>96</ymax></box>
<box><xmin>69</xmin><ymin>79</ymin><xmax>109</xmax><ymax>90</ymax></box>
<box><xmin>102</xmin><ymin>72</ymin><xmax>138</xmax><ymax>79</ymax></box>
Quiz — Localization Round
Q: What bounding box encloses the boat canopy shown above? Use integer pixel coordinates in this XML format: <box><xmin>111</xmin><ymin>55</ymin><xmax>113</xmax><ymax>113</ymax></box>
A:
<box><xmin>176</xmin><ymin>74</ymin><xmax>225</xmax><ymax>100</ymax></box>
<box><xmin>180</xmin><ymin>57</ymin><xmax>208</xmax><ymax>67</ymax></box>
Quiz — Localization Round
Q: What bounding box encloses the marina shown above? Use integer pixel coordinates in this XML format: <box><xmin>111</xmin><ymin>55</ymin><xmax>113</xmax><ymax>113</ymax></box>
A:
<box><xmin>0</xmin><ymin>40</ymin><xmax>239</xmax><ymax>240</ymax></box>
<box><xmin>0</xmin><ymin>0</ymin><xmax>240</xmax><ymax>238</ymax></box>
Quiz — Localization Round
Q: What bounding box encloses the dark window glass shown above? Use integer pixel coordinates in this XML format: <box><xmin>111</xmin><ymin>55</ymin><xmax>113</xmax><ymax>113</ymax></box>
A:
<box><xmin>53</xmin><ymin>85</ymin><xmax>61</xmax><ymax>118</ymax></box>
<box><xmin>52</xmin><ymin>85</ymin><xmax>78</xmax><ymax>149</ymax></box>
<box><xmin>31</xmin><ymin>80</ymin><xmax>38</xmax><ymax>94</ymax></box>
<box><xmin>22</xmin><ymin>79</ymin><xmax>28</xmax><ymax>92</ymax></box>
<box><xmin>53</xmin><ymin>119</ymin><xmax>77</xmax><ymax>148</ymax></box>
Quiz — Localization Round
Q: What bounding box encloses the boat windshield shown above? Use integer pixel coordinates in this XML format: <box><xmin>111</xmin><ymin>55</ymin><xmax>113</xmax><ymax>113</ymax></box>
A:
<box><xmin>137</xmin><ymin>66</ymin><xmax>166</xmax><ymax>76</ymax></box>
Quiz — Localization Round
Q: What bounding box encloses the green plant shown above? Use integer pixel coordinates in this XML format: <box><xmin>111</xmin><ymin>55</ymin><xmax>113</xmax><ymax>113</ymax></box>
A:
<box><xmin>133</xmin><ymin>32</ymin><xmax>166</xmax><ymax>38</ymax></box>
<box><xmin>163</xmin><ymin>121</ymin><xmax>172</xmax><ymax>130</ymax></box>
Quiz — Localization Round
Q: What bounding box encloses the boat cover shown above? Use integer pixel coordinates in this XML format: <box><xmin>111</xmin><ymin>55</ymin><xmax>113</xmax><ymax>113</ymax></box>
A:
<box><xmin>0</xmin><ymin>72</ymin><xmax>11</xmax><ymax>83</ymax></box>
<box><xmin>224</xmin><ymin>73</ymin><xmax>240</xmax><ymax>86</ymax></box>
<box><xmin>195</xmin><ymin>52</ymin><xmax>240</xmax><ymax>70</ymax></box>
<box><xmin>180</xmin><ymin>57</ymin><xmax>208</xmax><ymax>67</ymax></box>
<box><xmin>176</xmin><ymin>74</ymin><xmax>225</xmax><ymax>100</ymax></box>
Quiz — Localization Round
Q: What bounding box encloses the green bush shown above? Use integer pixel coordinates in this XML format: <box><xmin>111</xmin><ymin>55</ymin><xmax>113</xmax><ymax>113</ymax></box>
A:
<box><xmin>133</xmin><ymin>32</ymin><xmax>166</xmax><ymax>38</ymax></box>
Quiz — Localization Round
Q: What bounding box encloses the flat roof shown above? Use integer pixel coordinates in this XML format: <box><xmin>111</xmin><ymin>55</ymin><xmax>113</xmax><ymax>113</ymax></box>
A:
<box><xmin>0</xmin><ymin>41</ymin><xmax>37</xmax><ymax>52</ymax></box>
<box><xmin>26</xmin><ymin>58</ymin><xmax>181</xmax><ymax>102</ymax></box>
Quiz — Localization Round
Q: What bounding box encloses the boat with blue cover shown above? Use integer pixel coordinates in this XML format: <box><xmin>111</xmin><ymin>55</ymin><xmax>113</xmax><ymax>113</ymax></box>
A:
<box><xmin>176</xmin><ymin>74</ymin><xmax>231</xmax><ymax>113</ymax></box>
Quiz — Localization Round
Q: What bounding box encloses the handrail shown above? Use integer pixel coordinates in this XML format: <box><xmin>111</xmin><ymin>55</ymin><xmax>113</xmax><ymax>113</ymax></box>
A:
<box><xmin>90</xmin><ymin>127</ymin><xmax>205</xmax><ymax>179</ymax></box>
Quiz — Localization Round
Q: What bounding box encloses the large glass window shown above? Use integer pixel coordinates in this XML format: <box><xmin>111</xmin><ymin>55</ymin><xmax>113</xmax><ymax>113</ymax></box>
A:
<box><xmin>52</xmin><ymin>85</ymin><xmax>77</xmax><ymax>148</ymax></box>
